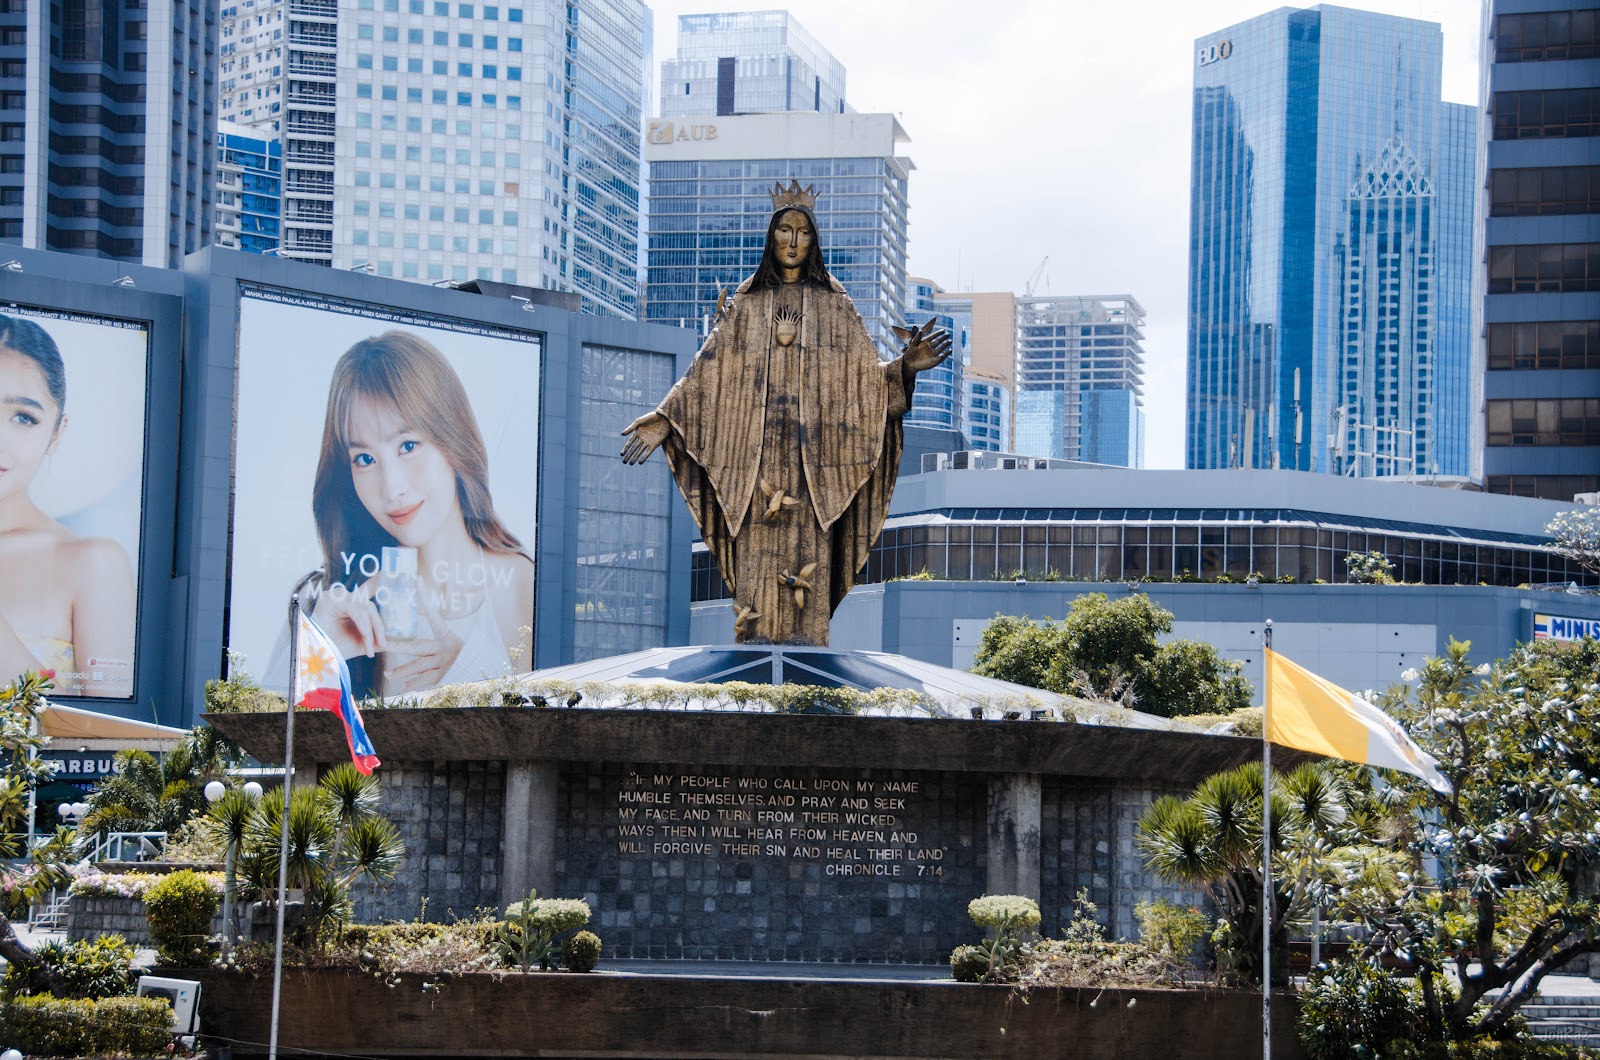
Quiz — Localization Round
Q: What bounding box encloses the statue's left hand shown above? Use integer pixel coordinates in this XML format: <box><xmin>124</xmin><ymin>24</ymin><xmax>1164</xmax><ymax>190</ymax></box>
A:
<box><xmin>895</xmin><ymin>319</ymin><xmax>953</xmax><ymax>374</ymax></box>
<box><xmin>621</xmin><ymin>410</ymin><xmax>671</xmax><ymax>464</ymax></box>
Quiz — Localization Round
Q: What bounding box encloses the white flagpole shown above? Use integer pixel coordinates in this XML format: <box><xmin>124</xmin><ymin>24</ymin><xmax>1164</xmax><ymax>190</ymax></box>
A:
<box><xmin>1262</xmin><ymin>619</ymin><xmax>1273</xmax><ymax>1060</ymax></box>
<box><xmin>268</xmin><ymin>589</ymin><xmax>303</xmax><ymax>1060</ymax></box>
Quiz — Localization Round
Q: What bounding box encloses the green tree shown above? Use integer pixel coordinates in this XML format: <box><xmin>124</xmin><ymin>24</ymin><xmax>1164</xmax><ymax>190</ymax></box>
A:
<box><xmin>1545</xmin><ymin>507</ymin><xmax>1600</xmax><ymax>577</ymax></box>
<box><xmin>82</xmin><ymin>724</ymin><xmax>243</xmax><ymax>838</ymax></box>
<box><xmin>1344</xmin><ymin>549</ymin><xmax>1396</xmax><ymax>584</ymax></box>
<box><xmin>971</xmin><ymin>594</ymin><xmax>1253</xmax><ymax>716</ymax></box>
<box><xmin>227</xmin><ymin>763</ymin><xmax>404</xmax><ymax>944</ymax></box>
<box><xmin>1339</xmin><ymin>636</ymin><xmax>1600</xmax><ymax>1041</ymax></box>
<box><xmin>0</xmin><ymin>673</ymin><xmax>88</xmax><ymax>988</ymax></box>
<box><xmin>1135</xmin><ymin>761</ymin><xmax>1359</xmax><ymax>985</ymax></box>
<box><xmin>1145</xmin><ymin>640</ymin><xmax>1255</xmax><ymax>719</ymax></box>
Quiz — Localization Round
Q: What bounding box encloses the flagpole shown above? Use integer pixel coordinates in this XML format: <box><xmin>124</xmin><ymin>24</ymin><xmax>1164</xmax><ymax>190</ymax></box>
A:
<box><xmin>1262</xmin><ymin>618</ymin><xmax>1273</xmax><ymax>1060</ymax></box>
<box><xmin>269</xmin><ymin>578</ymin><xmax>311</xmax><ymax>1060</ymax></box>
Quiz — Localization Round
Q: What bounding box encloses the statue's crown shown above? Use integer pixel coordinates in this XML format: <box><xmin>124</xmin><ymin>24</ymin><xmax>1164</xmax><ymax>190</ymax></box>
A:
<box><xmin>769</xmin><ymin>179</ymin><xmax>818</xmax><ymax>212</ymax></box>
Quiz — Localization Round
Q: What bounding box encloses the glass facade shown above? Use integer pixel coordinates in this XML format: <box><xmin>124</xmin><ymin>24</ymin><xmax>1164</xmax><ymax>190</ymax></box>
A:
<box><xmin>904</xmin><ymin>309</ymin><xmax>963</xmax><ymax>433</ymax></box>
<box><xmin>963</xmin><ymin>375</ymin><xmax>1011</xmax><ymax>452</ymax></box>
<box><xmin>215</xmin><ymin>123</ymin><xmax>284</xmax><ymax>253</ymax></box>
<box><xmin>1016</xmin><ymin>294</ymin><xmax>1146</xmax><ymax>467</ymax></box>
<box><xmin>660</xmin><ymin>10</ymin><xmax>846</xmax><ymax>119</ymax></box>
<box><xmin>574</xmin><ymin>344</ymin><xmax>675</xmax><ymax>659</ymax></box>
<box><xmin>1187</xmin><ymin>6</ymin><xmax>1474</xmax><ymax>478</ymax></box>
<box><xmin>644</xmin><ymin>152</ymin><xmax>911</xmax><ymax>356</ymax></box>
<box><xmin>1080</xmin><ymin>389</ymin><xmax>1145</xmax><ymax>468</ymax></box>
<box><xmin>1014</xmin><ymin>390</ymin><xmax>1066</xmax><ymax>459</ymax></box>
<box><xmin>1480</xmin><ymin>0</ymin><xmax>1600</xmax><ymax>501</ymax></box>
<box><xmin>691</xmin><ymin>507</ymin><xmax>1594</xmax><ymax>602</ymax></box>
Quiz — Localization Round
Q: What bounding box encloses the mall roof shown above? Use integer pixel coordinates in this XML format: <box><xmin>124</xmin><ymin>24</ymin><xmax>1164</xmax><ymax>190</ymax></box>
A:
<box><xmin>890</xmin><ymin>467</ymin><xmax>1574</xmax><ymax>540</ymax></box>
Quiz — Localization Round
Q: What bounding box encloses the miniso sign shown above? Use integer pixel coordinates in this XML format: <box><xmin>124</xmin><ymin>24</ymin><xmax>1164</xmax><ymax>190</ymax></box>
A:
<box><xmin>1533</xmin><ymin>613</ymin><xmax>1600</xmax><ymax>642</ymax></box>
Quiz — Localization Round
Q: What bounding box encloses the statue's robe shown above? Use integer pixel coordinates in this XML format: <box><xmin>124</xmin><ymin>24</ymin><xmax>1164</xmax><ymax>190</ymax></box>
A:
<box><xmin>656</xmin><ymin>275</ymin><xmax>914</xmax><ymax>645</ymax></box>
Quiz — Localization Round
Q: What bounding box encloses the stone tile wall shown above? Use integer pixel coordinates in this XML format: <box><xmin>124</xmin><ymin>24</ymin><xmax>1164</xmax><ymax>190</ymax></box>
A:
<box><xmin>556</xmin><ymin>762</ymin><xmax>985</xmax><ymax>963</ymax></box>
<box><xmin>1040</xmin><ymin>777</ymin><xmax>1211</xmax><ymax>942</ymax></box>
<box><xmin>65</xmin><ymin>895</ymin><xmax>224</xmax><ymax>947</ymax></box>
<box><xmin>348</xmin><ymin>760</ymin><xmax>506</xmax><ymax>924</ymax></box>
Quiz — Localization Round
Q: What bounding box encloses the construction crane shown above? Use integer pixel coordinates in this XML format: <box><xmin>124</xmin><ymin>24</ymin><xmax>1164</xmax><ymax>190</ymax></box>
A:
<box><xmin>1023</xmin><ymin>256</ymin><xmax>1049</xmax><ymax>297</ymax></box>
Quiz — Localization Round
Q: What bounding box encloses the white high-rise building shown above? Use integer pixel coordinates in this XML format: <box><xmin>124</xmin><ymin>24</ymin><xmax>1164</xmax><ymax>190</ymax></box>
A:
<box><xmin>221</xmin><ymin>0</ymin><xmax>648</xmax><ymax>317</ymax></box>
<box><xmin>1015</xmin><ymin>294</ymin><xmax>1146</xmax><ymax>467</ymax></box>
<box><xmin>220</xmin><ymin>0</ymin><xmax>286</xmax><ymax>131</ymax></box>
<box><xmin>644</xmin><ymin>111</ymin><xmax>911</xmax><ymax>355</ymax></box>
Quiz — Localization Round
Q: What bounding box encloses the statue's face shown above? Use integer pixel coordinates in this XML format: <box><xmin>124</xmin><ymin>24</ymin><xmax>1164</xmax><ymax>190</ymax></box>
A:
<box><xmin>772</xmin><ymin>210</ymin><xmax>815</xmax><ymax>271</ymax></box>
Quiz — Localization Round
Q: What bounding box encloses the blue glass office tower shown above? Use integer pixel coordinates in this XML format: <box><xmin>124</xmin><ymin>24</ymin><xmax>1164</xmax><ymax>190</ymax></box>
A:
<box><xmin>644</xmin><ymin>111</ymin><xmax>911</xmax><ymax>356</ymax></box>
<box><xmin>904</xmin><ymin>276</ymin><xmax>964</xmax><ymax>434</ymax></box>
<box><xmin>1479</xmin><ymin>2</ymin><xmax>1600</xmax><ymax>500</ymax></box>
<box><xmin>1187</xmin><ymin>6</ymin><xmax>1476</xmax><ymax>477</ymax></box>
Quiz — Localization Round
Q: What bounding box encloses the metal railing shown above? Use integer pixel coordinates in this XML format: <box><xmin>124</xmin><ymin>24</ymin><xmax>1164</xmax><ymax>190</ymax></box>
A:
<box><xmin>288</xmin><ymin>0</ymin><xmax>336</xmax><ymax>18</ymax></box>
<box><xmin>27</xmin><ymin>886</ymin><xmax>69</xmax><ymax>931</ymax></box>
<box><xmin>88</xmin><ymin>831</ymin><xmax>168</xmax><ymax>864</ymax></box>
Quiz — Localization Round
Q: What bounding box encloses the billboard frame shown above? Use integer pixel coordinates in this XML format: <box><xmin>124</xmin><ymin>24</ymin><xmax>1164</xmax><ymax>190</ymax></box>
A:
<box><xmin>222</xmin><ymin>281</ymin><xmax>548</xmax><ymax>697</ymax></box>
<box><xmin>0</xmin><ymin>271</ymin><xmax>182</xmax><ymax>718</ymax></box>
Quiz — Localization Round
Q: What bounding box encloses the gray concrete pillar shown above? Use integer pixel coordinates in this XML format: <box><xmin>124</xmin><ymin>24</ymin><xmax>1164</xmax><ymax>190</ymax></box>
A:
<box><xmin>986</xmin><ymin>773</ymin><xmax>1042</xmax><ymax>899</ymax></box>
<box><xmin>500</xmin><ymin>760</ymin><xmax>560</xmax><ymax>909</ymax></box>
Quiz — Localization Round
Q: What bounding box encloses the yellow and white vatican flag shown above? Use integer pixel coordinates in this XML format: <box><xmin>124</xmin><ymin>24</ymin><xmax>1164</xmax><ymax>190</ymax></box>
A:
<box><xmin>1264</xmin><ymin>648</ymin><xmax>1451</xmax><ymax>795</ymax></box>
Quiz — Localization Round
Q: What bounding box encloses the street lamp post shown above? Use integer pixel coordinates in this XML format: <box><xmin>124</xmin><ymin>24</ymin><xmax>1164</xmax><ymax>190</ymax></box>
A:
<box><xmin>204</xmin><ymin>781</ymin><xmax>260</xmax><ymax>946</ymax></box>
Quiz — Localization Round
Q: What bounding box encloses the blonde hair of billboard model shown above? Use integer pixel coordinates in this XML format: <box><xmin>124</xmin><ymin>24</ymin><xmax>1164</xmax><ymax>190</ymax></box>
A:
<box><xmin>0</xmin><ymin>314</ymin><xmax>136</xmax><ymax>697</ymax></box>
<box><xmin>310</xmin><ymin>330</ymin><xmax>534</xmax><ymax>695</ymax></box>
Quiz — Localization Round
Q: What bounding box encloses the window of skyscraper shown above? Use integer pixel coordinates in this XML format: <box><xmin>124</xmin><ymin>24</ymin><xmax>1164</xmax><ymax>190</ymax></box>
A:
<box><xmin>1488</xmin><ymin>243</ymin><xmax>1600</xmax><ymax>293</ymax></box>
<box><xmin>1495</xmin><ymin>10</ymin><xmax>1599</xmax><ymax>62</ymax></box>
<box><xmin>1492</xmin><ymin>88</ymin><xmax>1600</xmax><ymax>139</ymax></box>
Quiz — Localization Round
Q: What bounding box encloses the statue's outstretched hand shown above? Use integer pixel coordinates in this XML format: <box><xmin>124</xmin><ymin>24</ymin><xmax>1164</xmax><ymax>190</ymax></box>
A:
<box><xmin>894</xmin><ymin>319</ymin><xmax>954</xmax><ymax>374</ymax></box>
<box><xmin>621</xmin><ymin>411</ymin><xmax>671</xmax><ymax>464</ymax></box>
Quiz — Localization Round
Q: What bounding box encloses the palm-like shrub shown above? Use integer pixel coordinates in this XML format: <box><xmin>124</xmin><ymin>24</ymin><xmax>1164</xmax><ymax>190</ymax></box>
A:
<box><xmin>225</xmin><ymin>764</ymin><xmax>403</xmax><ymax>945</ymax></box>
<box><xmin>83</xmin><ymin>725</ymin><xmax>244</xmax><ymax>839</ymax></box>
<box><xmin>1136</xmin><ymin>761</ymin><xmax>1355</xmax><ymax>985</ymax></box>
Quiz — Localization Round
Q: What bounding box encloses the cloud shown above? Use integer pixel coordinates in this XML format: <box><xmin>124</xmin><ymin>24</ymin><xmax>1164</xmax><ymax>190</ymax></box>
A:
<box><xmin>647</xmin><ymin>0</ymin><xmax>1482</xmax><ymax>468</ymax></box>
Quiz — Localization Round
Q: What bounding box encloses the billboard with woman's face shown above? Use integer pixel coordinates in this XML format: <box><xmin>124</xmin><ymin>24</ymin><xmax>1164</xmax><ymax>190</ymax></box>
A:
<box><xmin>229</xmin><ymin>291</ymin><xmax>541</xmax><ymax>699</ymax></box>
<box><xmin>0</xmin><ymin>308</ymin><xmax>147</xmax><ymax>699</ymax></box>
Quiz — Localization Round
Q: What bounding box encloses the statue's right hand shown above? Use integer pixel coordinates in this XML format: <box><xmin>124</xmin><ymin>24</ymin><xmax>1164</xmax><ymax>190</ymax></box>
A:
<box><xmin>621</xmin><ymin>411</ymin><xmax>670</xmax><ymax>464</ymax></box>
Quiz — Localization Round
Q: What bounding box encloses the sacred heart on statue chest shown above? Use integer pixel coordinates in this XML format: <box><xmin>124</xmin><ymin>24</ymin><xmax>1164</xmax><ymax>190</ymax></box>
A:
<box><xmin>774</xmin><ymin>306</ymin><xmax>800</xmax><ymax>347</ymax></box>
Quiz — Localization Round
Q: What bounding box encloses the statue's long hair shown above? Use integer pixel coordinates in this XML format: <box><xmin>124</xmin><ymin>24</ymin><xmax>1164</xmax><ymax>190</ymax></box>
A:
<box><xmin>749</xmin><ymin>206</ymin><xmax>832</xmax><ymax>289</ymax></box>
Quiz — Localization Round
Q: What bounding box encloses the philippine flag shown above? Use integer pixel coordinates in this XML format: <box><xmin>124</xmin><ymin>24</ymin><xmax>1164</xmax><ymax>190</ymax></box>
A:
<box><xmin>294</xmin><ymin>612</ymin><xmax>381</xmax><ymax>775</ymax></box>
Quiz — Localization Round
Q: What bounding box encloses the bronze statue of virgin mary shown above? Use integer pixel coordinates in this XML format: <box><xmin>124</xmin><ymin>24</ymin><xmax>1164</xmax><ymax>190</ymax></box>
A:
<box><xmin>621</xmin><ymin>180</ymin><xmax>952</xmax><ymax>646</ymax></box>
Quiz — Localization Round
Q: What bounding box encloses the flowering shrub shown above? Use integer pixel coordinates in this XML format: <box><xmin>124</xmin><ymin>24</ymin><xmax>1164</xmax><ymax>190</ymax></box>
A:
<box><xmin>69</xmin><ymin>870</ymin><xmax>223</xmax><ymax>900</ymax></box>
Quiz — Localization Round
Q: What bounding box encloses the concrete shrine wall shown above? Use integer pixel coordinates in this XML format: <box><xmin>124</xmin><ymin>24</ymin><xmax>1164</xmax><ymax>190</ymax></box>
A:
<box><xmin>250</xmin><ymin>708</ymin><xmax>1279</xmax><ymax>966</ymax></box>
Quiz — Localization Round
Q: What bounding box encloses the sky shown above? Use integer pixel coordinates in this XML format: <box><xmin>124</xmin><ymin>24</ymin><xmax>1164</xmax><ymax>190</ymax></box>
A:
<box><xmin>642</xmin><ymin>0</ymin><xmax>1484</xmax><ymax>469</ymax></box>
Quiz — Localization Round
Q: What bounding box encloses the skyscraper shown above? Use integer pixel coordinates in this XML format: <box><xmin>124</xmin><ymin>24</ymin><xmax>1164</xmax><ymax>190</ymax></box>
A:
<box><xmin>645</xmin><ymin>13</ymin><xmax>902</xmax><ymax>348</ymax></box>
<box><xmin>904</xmin><ymin>276</ymin><xmax>963</xmax><ymax>434</ymax></box>
<box><xmin>222</xmin><ymin>0</ymin><xmax>647</xmax><ymax>317</ymax></box>
<box><xmin>660</xmin><ymin>10</ymin><xmax>846</xmax><ymax>119</ymax></box>
<box><xmin>1</xmin><ymin>0</ymin><xmax>216</xmax><ymax>264</ymax></box>
<box><xmin>1479</xmin><ymin>3</ymin><xmax>1600</xmax><ymax>500</ymax></box>
<box><xmin>643</xmin><ymin>111</ymin><xmax>911</xmax><ymax>355</ymax></box>
<box><xmin>1015</xmin><ymin>294</ymin><xmax>1146</xmax><ymax>467</ymax></box>
<box><xmin>934</xmin><ymin>290</ymin><xmax>1016</xmax><ymax>450</ymax></box>
<box><xmin>1187</xmin><ymin>6</ymin><xmax>1476</xmax><ymax>477</ymax></box>
<box><xmin>963</xmin><ymin>371</ymin><xmax>1011</xmax><ymax>453</ymax></box>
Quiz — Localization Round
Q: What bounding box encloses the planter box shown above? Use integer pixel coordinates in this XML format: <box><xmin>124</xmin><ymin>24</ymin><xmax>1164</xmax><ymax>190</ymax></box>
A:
<box><xmin>66</xmin><ymin>895</ymin><xmax>225</xmax><ymax>947</ymax></box>
<box><xmin>186</xmin><ymin>966</ymin><xmax>1306</xmax><ymax>1059</ymax></box>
